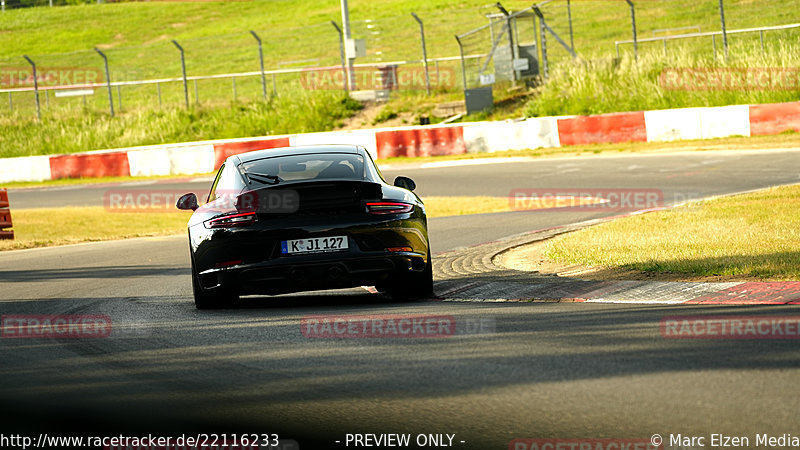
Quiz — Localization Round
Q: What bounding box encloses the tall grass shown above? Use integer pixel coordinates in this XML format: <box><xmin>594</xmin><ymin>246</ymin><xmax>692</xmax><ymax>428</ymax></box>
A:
<box><xmin>0</xmin><ymin>91</ymin><xmax>362</xmax><ymax>158</ymax></box>
<box><xmin>526</xmin><ymin>41</ymin><xmax>800</xmax><ymax>117</ymax></box>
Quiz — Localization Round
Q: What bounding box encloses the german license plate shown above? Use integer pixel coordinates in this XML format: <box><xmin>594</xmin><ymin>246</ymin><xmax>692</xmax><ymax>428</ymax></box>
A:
<box><xmin>281</xmin><ymin>236</ymin><xmax>348</xmax><ymax>255</ymax></box>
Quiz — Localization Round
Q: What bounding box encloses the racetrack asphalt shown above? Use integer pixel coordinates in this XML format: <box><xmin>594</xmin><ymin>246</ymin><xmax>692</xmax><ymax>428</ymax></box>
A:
<box><xmin>2</xmin><ymin>148</ymin><xmax>800</xmax><ymax>449</ymax></box>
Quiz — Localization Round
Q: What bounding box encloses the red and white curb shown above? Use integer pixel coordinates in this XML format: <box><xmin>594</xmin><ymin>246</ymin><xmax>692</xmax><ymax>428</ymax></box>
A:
<box><xmin>2</xmin><ymin>101</ymin><xmax>799</xmax><ymax>184</ymax></box>
<box><xmin>433</xmin><ymin>280</ymin><xmax>800</xmax><ymax>305</ymax></box>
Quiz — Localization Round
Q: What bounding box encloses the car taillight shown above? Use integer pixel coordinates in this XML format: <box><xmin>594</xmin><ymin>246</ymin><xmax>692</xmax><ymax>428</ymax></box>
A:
<box><xmin>204</xmin><ymin>212</ymin><xmax>257</xmax><ymax>229</ymax></box>
<box><xmin>366</xmin><ymin>202</ymin><xmax>414</xmax><ymax>215</ymax></box>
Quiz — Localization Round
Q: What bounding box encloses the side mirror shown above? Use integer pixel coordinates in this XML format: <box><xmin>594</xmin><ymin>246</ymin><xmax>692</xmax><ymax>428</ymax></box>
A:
<box><xmin>176</xmin><ymin>193</ymin><xmax>199</xmax><ymax>211</ymax></box>
<box><xmin>394</xmin><ymin>176</ymin><xmax>416</xmax><ymax>191</ymax></box>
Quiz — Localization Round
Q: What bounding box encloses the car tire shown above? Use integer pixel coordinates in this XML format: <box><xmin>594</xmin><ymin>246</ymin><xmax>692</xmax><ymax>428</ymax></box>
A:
<box><xmin>192</xmin><ymin>259</ymin><xmax>237</xmax><ymax>309</ymax></box>
<box><xmin>386</xmin><ymin>250</ymin><xmax>434</xmax><ymax>300</ymax></box>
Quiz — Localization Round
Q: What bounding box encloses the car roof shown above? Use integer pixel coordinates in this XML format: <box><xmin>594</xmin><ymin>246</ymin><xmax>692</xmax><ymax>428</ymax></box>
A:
<box><xmin>233</xmin><ymin>144</ymin><xmax>361</xmax><ymax>164</ymax></box>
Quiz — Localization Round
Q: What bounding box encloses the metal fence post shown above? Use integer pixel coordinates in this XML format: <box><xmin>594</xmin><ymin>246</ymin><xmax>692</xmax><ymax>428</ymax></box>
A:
<box><xmin>567</xmin><ymin>0</ymin><xmax>574</xmax><ymax>52</ymax></box>
<box><xmin>172</xmin><ymin>40</ymin><xmax>189</xmax><ymax>109</ymax></box>
<box><xmin>759</xmin><ymin>30</ymin><xmax>765</xmax><ymax>53</ymax></box>
<box><xmin>232</xmin><ymin>76</ymin><xmax>237</xmax><ymax>101</ymax></box>
<box><xmin>532</xmin><ymin>7</ymin><xmax>548</xmax><ymax>79</ymax></box>
<box><xmin>22</xmin><ymin>55</ymin><xmax>40</xmax><ymax>121</ymax></box>
<box><xmin>249</xmin><ymin>30</ymin><xmax>267</xmax><ymax>101</ymax></box>
<box><xmin>719</xmin><ymin>0</ymin><xmax>728</xmax><ymax>59</ymax></box>
<box><xmin>94</xmin><ymin>47</ymin><xmax>114</xmax><ymax>117</ymax></box>
<box><xmin>331</xmin><ymin>21</ymin><xmax>348</xmax><ymax>93</ymax></box>
<box><xmin>411</xmin><ymin>13</ymin><xmax>430</xmax><ymax>95</ymax></box>
<box><xmin>340</xmin><ymin>0</ymin><xmax>356</xmax><ymax>91</ymax></box>
<box><xmin>454</xmin><ymin>35</ymin><xmax>467</xmax><ymax>91</ymax></box>
<box><xmin>157</xmin><ymin>82</ymin><xmax>162</xmax><ymax>107</ymax></box>
<box><xmin>496</xmin><ymin>3</ymin><xmax>517</xmax><ymax>82</ymax></box>
<box><xmin>625</xmin><ymin>0</ymin><xmax>637</xmax><ymax>61</ymax></box>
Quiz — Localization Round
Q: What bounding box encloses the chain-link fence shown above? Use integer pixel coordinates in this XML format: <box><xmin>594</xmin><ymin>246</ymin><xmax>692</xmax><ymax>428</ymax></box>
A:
<box><xmin>0</xmin><ymin>8</ymin><xmax>489</xmax><ymax>118</ymax></box>
<box><xmin>1</xmin><ymin>0</ymin><xmax>798</xmax><ymax>119</ymax></box>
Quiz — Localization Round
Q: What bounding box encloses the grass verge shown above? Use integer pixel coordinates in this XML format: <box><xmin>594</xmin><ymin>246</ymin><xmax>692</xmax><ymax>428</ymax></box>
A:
<box><xmin>0</xmin><ymin>94</ymin><xmax>363</xmax><ymax>159</ymax></box>
<box><xmin>0</xmin><ymin>196</ymin><xmax>512</xmax><ymax>251</ymax></box>
<box><xmin>0</xmin><ymin>207</ymin><xmax>193</xmax><ymax>251</ymax></box>
<box><xmin>543</xmin><ymin>184</ymin><xmax>800</xmax><ymax>280</ymax></box>
<box><xmin>526</xmin><ymin>45</ymin><xmax>800</xmax><ymax>117</ymax></box>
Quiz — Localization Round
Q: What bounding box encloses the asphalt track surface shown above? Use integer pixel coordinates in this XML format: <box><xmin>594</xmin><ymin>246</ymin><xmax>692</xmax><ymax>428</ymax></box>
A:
<box><xmin>2</xmin><ymin>148</ymin><xmax>800</xmax><ymax>449</ymax></box>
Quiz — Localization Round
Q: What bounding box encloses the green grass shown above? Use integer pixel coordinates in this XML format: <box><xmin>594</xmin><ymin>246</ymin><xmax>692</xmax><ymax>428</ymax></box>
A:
<box><xmin>0</xmin><ymin>0</ymin><xmax>798</xmax><ymax>159</ymax></box>
<box><xmin>1</xmin><ymin>0</ymin><xmax>796</xmax><ymax>73</ymax></box>
<box><xmin>526</xmin><ymin>42</ymin><xmax>800</xmax><ymax>117</ymax></box>
<box><xmin>0</xmin><ymin>92</ymin><xmax>362</xmax><ymax>158</ymax></box>
<box><xmin>0</xmin><ymin>207</ymin><xmax>193</xmax><ymax>250</ymax></box>
<box><xmin>543</xmin><ymin>184</ymin><xmax>800</xmax><ymax>280</ymax></box>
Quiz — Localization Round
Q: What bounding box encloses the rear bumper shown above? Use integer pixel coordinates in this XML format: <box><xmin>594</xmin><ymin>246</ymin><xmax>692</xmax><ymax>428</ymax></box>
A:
<box><xmin>197</xmin><ymin>253</ymin><xmax>427</xmax><ymax>295</ymax></box>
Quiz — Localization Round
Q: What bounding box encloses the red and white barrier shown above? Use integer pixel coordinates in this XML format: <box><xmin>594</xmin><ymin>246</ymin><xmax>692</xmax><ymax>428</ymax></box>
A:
<box><xmin>557</xmin><ymin>111</ymin><xmax>648</xmax><ymax>146</ymax></box>
<box><xmin>289</xmin><ymin>129</ymin><xmax>380</xmax><ymax>160</ymax></box>
<box><xmin>1</xmin><ymin>100</ymin><xmax>798</xmax><ymax>183</ymax></box>
<box><xmin>462</xmin><ymin>117</ymin><xmax>561</xmax><ymax>153</ymax></box>
<box><xmin>375</xmin><ymin>124</ymin><xmax>466</xmax><ymax>159</ymax></box>
<box><xmin>749</xmin><ymin>102</ymin><xmax>800</xmax><ymax>136</ymax></box>
<box><xmin>644</xmin><ymin>105</ymin><xmax>751</xmax><ymax>142</ymax></box>
<box><xmin>0</xmin><ymin>155</ymin><xmax>52</xmax><ymax>183</ymax></box>
<box><xmin>128</xmin><ymin>143</ymin><xmax>216</xmax><ymax>177</ymax></box>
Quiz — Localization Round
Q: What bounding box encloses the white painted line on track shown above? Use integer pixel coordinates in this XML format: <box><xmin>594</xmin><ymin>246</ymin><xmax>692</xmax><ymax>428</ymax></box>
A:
<box><xmin>119</xmin><ymin>180</ymin><xmax>158</xmax><ymax>187</ymax></box>
<box><xmin>419</xmin><ymin>157</ymin><xmax>533</xmax><ymax>169</ymax></box>
<box><xmin>583</xmin><ymin>298</ymin><xmax>691</xmax><ymax>305</ymax></box>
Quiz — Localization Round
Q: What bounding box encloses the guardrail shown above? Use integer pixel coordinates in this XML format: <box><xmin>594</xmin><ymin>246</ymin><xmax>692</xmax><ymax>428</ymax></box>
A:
<box><xmin>615</xmin><ymin>22</ymin><xmax>800</xmax><ymax>57</ymax></box>
<box><xmin>0</xmin><ymin>54</ymin><xmax>485</xmax><ymax>94</ymax></box>
<box><xmin>0</xmin><ymin>53</ymin><xmax>486</xmax><ymax>118</ymax></box>
<box><xmin>0</xmin><ymin>188</ymin><xmax>13</xmax><ymax>240</ymax></box>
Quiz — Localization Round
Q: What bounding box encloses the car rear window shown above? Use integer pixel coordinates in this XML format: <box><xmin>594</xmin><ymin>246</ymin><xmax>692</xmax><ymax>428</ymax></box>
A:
<box><xmin>238</xmin><ymin>153</ymin><xmax>365</xmax><ymax>184</ymax></box>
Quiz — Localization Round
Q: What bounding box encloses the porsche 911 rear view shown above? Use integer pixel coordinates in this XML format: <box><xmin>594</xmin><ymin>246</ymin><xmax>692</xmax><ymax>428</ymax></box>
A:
<box><xmin>176</xmin><ymin>144</ymin><xmax>432</xmax><ymax>309</ymax></box>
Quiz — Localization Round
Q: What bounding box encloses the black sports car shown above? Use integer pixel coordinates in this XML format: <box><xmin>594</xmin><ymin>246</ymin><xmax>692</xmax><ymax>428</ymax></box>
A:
<box><xmin>176</xmin><ymin>144</ymin><xmax>433</xmax><ymax>309</ymax></box>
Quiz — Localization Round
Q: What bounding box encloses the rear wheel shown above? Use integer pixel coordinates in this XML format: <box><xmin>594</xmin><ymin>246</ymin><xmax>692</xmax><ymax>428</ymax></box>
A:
<box><xmin>192</xmin><ymin>259</ymin><xmax>237</xmax><ymax>309</ymax></box>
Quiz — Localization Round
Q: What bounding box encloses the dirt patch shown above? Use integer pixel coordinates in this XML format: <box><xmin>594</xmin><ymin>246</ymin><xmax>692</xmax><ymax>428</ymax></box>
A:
<box><xmin>144</xmin><ymin>34</ymin><xmax>170</xmax><ymax>45</ymax></box>
<box><xmin>497</xmin><ymin>239</ymin><xmax>770</xmax><ymax>283</ymax></box>
<box><xmin>339</xmin><ymin>102</ymin><xmax>417</xmax><ymax>130</ymax></box>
